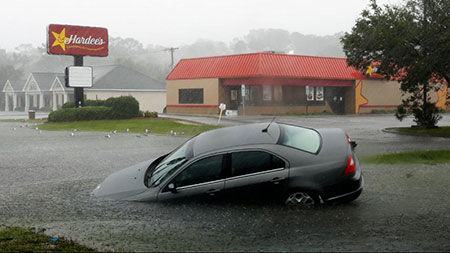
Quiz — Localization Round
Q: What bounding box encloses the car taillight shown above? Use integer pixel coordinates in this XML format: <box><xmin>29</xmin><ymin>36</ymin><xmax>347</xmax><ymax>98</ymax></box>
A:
<box><xmin>344</xmin><ymin>156</ymin><xmax>356</xmax><ymax>176</ymax></box>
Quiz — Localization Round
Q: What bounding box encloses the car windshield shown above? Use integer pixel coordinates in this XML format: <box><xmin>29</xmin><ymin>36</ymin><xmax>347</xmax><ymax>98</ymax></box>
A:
<box><xmin>148</xmin><ymin>138</ymin><xmax>195</xmax><ymax>187</ymax></box>
<box><xmin>278</xmin><ymin>124</ymin><xmax>321</xmax><ymax>154</ymax></box>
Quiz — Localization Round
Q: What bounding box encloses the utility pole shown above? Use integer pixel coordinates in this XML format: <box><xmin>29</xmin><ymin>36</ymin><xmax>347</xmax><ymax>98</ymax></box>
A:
<box><xmin>165</xmin><ymin>47</ymin><xmax>179</xmax><ymax>69</ymax></box>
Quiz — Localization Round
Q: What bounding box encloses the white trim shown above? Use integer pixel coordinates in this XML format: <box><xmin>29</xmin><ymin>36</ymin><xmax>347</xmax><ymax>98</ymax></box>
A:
<box><xmin>49</xmin><ymin>76</ymin><xmax>65</xmax><ymax>92</ymax></box>
<box><xmin>23</xmin><ymin>74</ymin><xmax>41</xmax><ymax>92</ymax></box>
<box><xmin>87</xmin><ymin>89</ymin><xmax>166</xmax><ymax>92</ymax></box>
<box><xmin>22</xmin><ymin>74</ymin><xmax>33</xmax><ymax>92</ymax></box>
<box><xmin>39</xmin><ymin>93</ymin><xmax>44</xmax><ymax>108</ymax></box>
<box><xmin>13</xmin><ymin>94</ymin><xmax>17</xmax><ymax>111</ymax></box>
<box><xmin>2</xmin><ymin>80</ymin><xmax>12</xmax><ymax>92</ymax></box>
<box><xmin>4</xmin><ymin>93</ymin><xmax>9</xmax><ymax>111</ymax></box>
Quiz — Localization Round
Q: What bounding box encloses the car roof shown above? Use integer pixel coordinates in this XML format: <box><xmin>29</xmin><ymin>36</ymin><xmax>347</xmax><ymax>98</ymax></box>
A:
<box><xmin>192</xmin><ymin>122</ymin><xmax>281</xmax><ymax>156</ymax></box>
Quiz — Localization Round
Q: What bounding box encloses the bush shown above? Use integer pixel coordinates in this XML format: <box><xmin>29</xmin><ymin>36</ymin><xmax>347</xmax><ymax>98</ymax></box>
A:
<box><xmin>51</xmin><ymin>96</ymin><xmax>140</xmax><ymax>122</ymax></box>
<box><xmin>104</xmin><ymin>96</ymin><xmax>140</xmax><ymax>119</ymax></box>
<box><xmin>143</xmin><ymin>111</ymin><xmax>158</xmax><ymax>118</ymax></box>
<box><xmin>48</xmin><ymin>106</ymin><xmax>112</xmax><ymax>122</ymax></box>
<box><xmin>62</xmin><ymin>101</ymin><xmax>75</xmax><ymax>108</ymax></box>
<box><xmin>62</xmin><ymin>100</ymin><xmax>106</xmax><ymax>109</ymax></box>
<box><xmin>85</xmin><ymin>100</ymin><xmax>106</xmax><ymax>107</ymax></box>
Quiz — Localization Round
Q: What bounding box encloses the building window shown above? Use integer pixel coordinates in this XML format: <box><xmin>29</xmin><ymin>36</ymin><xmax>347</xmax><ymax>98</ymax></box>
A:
<box><xmin>304</xmin><ymin>86</ymin><xmax>325</xmax><ymax>106</ymax></box>
<box><xmin>274</xmin><ymin>85</ymin><xmax>283</xmax><ymax>102</ymax></box>
<box><xmin>263</xmin><ymin>85</ymin><xmax>272</xmax><ymax>101</ymax></box>
<box><xmin>179</xmin><ymin>88</ymin><xmax>204</xmax><ymax>104</ymax></box>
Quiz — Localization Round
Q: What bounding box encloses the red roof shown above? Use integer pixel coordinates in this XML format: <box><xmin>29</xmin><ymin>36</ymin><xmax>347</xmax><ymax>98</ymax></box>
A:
<box><xmin>166</xmin><ymin>52</ymin><xmax>365</xmax><ymax>81</ymax></box>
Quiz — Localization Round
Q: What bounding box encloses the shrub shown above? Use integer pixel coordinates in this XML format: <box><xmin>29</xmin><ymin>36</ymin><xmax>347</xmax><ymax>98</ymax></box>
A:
<box><xmin>62</xmin><ymin>100</ymin><xmax>105</xmax><ymax>109</ymax></box>
<box><xmin>62</xmin><ymin>101</ymin><xmax>75</xmax><ymax>108</ymax></box>
<box><xmin>85</xmin><ymin>100</ymin><xmax>106</xmax><ymax>107</ymax></box>
<box><xmin>143</xmin><ymin>111</ymin><xmax>158</xmax><ymax>118</ymax></box>
<box><xmin>48</xmin><ymin>106</ymin><xmax>112</xmax><ymax>122</ymax></box>
<box><xmin>104</xmin><ymin>96</ymin><xmax>140</xmax><ymax>119</ymax></box>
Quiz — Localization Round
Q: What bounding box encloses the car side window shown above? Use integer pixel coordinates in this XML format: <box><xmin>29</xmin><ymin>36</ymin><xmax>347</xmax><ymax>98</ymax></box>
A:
<box><xmin>231</xmin><ymin>151</ymin><xmax>285</xmax><ymax>177</ymax></box>
<box><xmin>173</xmin><ymin>155</ymin><xmax>224</xmax><ymax>188</ymax></box>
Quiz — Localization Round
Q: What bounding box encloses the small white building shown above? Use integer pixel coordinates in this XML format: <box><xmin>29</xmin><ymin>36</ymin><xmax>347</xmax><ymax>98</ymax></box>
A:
<box><xmin>49</xmin><ymin>74</ymin><xmax>73</xmax><ymax>110</ymax></box>
<box><xmin>22</xmin><ymin>72</ymin><xmax>73</xmax><ymax>111</ymax></box>
<box><xmin>2</xmin><ymin>78</ymin><xmax>26</xmax><ymax>112</ymax></box>
<box><xmin>2</xmin><ymin>65</ymin><xmax>167</xmax><ymax>113</ymax></box>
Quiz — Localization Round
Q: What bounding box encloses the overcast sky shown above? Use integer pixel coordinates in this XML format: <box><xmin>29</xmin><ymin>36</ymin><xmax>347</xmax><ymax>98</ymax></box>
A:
<box><xmin>1</xmin><ymin>0</ymin><xmax>403</xmax><ymax>51</ymax></box>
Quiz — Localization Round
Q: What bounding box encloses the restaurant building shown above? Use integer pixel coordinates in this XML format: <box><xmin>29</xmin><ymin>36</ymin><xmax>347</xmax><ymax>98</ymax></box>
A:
<box><xmin>166</xmin><ymin>52</ymin><xmax>447</xmax><ymax>115</ymax></box>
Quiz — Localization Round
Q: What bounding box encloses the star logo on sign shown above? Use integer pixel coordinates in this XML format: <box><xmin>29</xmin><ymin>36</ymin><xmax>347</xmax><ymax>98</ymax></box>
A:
<box><xmin>51</xmin><ymin>28</ymin><xmax>68</xmax><ymax>51</ymax></box>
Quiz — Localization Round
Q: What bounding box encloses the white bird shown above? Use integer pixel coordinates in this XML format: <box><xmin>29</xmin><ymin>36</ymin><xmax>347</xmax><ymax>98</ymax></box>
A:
<box><xmin>12</xmin><ymin>127</ymin><xmax>16</xmax><ymax>131</ymax></box>
<box><xmin>35</xmin><ymin>127</ymin><xmax>39</xmax><ymax>131</ymax></box>
<box><xmin>126</xmin><ymin>128</ymin><xmax>130</xmax><ymax>133</ymax></box>
<box><xmin>70</xmin><ymin>132</ymin><xmax>74</xmax><ymax>137</ymax></box>
<box><xmin>169</xmin><ymin>130</ymin><xmax>174</xmax><ymax>135</ymax></box>
<box><xmin>112</xmin><ymin>130</ymin><xmax>117</xmax><ymax>134</ymax></box>
<box><xmin>105</xmin><ymin>133</ymin><xmax>111</xmax><ymax>138</ymax></box>
<box><xmin>145</xmin><ymin>129</ymin><xmax>149</xmax><ymax>134</ymax></box>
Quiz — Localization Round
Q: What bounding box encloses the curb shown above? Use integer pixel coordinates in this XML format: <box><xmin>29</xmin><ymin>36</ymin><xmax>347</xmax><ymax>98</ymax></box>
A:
<box><xmin>382</xmin><ymin>127</ymin><xmax>449</xmax><ymax>138</ymax></box>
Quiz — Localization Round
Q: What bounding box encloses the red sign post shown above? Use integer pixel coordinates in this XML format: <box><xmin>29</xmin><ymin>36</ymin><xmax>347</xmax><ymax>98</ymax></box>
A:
<box><xmin>47</xmin><ymin>24</ymin><xmax>108</xmax><ymax>57</ymax></box>
<box><xmin>47</xmin><ymin>24</ymin><xmax>108</xmax><ymax>107</ymax></box>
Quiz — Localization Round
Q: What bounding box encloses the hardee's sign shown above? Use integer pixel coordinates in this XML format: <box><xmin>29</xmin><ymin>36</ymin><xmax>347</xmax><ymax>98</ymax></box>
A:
<box><xmin>47</xmin><ymin>24</ymin><xmax>108</xmax><ymax>57</ymax></box>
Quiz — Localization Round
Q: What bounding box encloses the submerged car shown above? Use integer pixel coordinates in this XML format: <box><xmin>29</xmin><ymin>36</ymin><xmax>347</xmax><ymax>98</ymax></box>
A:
<box><xmin>93</xmin><ymin>122</ymin><xmax>363</xmax><ymax>206</ymax></box>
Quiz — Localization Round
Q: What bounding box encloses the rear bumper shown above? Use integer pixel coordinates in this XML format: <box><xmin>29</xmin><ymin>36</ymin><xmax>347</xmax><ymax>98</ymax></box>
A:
<box><xmin>321</xmin><ymin>175</ymin><xmax>364</xmax><ymax>202</ymax></box>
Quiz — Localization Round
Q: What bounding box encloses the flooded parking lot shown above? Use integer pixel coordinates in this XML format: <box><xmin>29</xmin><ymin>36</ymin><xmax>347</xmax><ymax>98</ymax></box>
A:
<box><xmin>1</xmin><ymin>115</ymin><xmax>449</xmax><ymax>251</ymax></box>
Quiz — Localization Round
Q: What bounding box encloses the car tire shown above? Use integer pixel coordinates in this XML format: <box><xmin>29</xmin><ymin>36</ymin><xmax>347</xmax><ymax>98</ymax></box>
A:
<box><xmin>284</xmin><ymin>190</ymin><xmax>320</xmax><ymax>207</ymax></box>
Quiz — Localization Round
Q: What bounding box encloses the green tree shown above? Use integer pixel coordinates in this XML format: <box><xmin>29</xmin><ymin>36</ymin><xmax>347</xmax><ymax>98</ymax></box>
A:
<box><xmin>341</xmin><ymin>0</ymin><xmax>449</xmax><ymax>128</ymax></box>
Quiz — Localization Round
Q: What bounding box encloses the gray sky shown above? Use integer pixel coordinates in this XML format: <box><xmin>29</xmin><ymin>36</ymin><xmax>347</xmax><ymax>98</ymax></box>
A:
<box><xmin>1</xmin><ymin>0</ymin><xmax>403</xmax><ymax>51</ymax></box>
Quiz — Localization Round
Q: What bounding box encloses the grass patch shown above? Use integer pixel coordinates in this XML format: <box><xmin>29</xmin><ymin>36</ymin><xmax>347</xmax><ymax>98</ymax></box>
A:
<box><xmin>361</xmin><ymin>150</ymin><xmax>450</xmax><ymax>164</ymax></box>
<box><xmin>0</xmin><ymin>119</ymin><xmax>45</xmax><ymax>123</ymax></box>
<box><xmin>39</xmin><ymin>118</ymin><xmax>219</xmax><ymax>136</ymax></box>
<box><xmin>387</xmin><ymin>126</ymin><xmax>450</xmax><ymax>138</ymax></box>
<box><xmin>0</xmin><ymin>226</ymin><xmax>94</xmax><ymax>251</ymax></box>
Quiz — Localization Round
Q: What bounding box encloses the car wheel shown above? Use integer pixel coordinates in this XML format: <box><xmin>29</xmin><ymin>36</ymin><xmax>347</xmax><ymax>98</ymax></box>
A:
<box><xmin>284</xmin><ymin>190</ymin><xmax>319</xmax><ymax>207</ymax></box>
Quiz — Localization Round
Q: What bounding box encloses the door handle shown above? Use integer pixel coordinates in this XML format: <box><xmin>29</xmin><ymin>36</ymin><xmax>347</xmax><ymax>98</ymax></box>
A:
<box><xmin>206</xmin><ymin>188</ymin><xmax>221</xmax><ymax>195</ymax></box>
<box><xmin>270</xmin><ymin>177</ymin><xmax>285</xmax><ymax>185</ymax></box>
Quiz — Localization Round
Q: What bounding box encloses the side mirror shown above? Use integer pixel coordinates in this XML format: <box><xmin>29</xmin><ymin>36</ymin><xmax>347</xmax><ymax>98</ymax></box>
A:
<box><xmin>167</xmin><ymin>183</ymin><xmax>177</xmax><ymax>193</ymax></box>
<box><xmin>350</xmin><ymin>141</ymin><xmax>357</xmax><ymax>150</ymax></box>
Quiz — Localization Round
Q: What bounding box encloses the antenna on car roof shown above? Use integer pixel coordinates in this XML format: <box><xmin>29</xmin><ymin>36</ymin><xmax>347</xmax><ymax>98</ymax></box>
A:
<box><xmin>262</xmin><ymin>117</ymin><xmax>276</xmax><ymax>133</ymax></box>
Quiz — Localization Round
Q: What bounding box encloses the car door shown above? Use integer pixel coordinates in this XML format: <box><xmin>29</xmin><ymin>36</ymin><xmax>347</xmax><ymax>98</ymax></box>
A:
<box><xmin>157</xmin><ymin>154</ymin><xmax>225</xmax><ymax>201</ymax></box>
<box><xmin>224</xmin><ymin>150</ymin><xmax>288</xmax><ymax>200</ymax></box>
